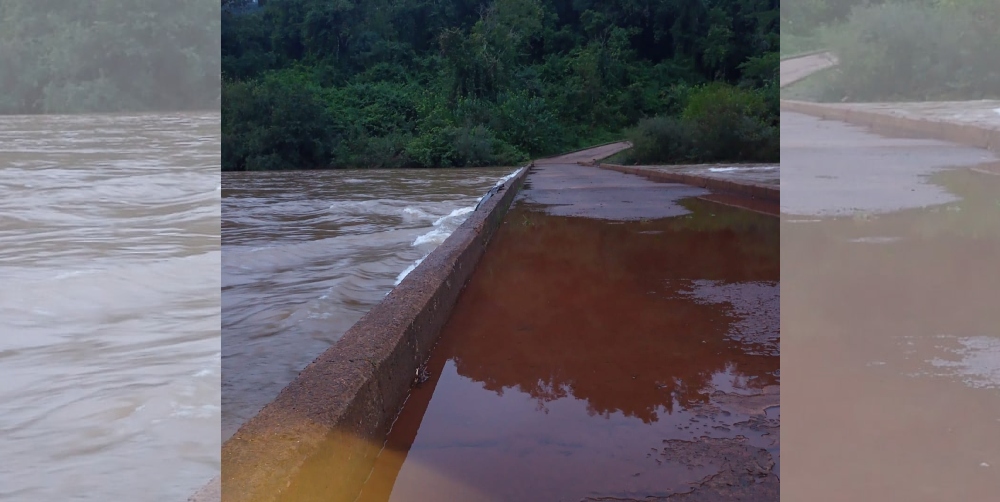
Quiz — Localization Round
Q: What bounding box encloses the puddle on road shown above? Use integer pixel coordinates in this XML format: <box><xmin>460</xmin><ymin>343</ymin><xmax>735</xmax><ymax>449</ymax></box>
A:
<box><xmin>782</xmin><ymin>167</ymin><xmax>1000</xmax><ymax>501</ymax></box>
<box><xmin>357</xmin><ymin>194</ymin><xmax>779</xmax><ymax>502</ymax></box>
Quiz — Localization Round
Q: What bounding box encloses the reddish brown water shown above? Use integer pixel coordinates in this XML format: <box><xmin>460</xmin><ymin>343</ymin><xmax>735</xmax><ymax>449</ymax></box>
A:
<box><xmin>356</xmin><ymin>165</ymin><xmax>780</xmax><ymax>501</ymax></box>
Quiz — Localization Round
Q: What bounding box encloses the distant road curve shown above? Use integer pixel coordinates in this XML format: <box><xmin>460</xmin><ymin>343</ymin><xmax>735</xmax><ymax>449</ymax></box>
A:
<box><xmin>780</xmin><ymin>51</ymin><xmax>838</xmax><ymax>88</ymax></box>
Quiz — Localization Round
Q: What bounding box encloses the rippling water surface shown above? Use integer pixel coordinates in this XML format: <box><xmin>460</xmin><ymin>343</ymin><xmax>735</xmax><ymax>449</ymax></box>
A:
<box><xmin>0</xmin><ymin>113</ymin><xmax>220</xmax><ymax>500</ymax></box>
<box><xmin>222</xmin><ymin>168</ymin><xmax>515</xmax><ymax>441</ymax></box>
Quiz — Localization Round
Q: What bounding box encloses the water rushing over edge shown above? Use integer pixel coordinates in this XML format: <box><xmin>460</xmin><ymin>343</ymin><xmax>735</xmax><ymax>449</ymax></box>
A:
<box><xmin>222</xmin><ymin>167</ymin><xmax>519</xmax><ymax>441</ymax></box>
<box><xmin>0</xmin><ymin>113</ymin><xmax>221</xmax><ymax>500</ymax></box>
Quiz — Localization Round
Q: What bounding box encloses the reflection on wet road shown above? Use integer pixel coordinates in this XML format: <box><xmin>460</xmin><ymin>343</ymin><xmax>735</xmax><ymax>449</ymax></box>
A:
<box><xmin>782</xmin><ymin>112</ymin><xmax>1000</xmax><ymax>500</ymax></box>
<box><xmin>356</xmin><ymin>164</ymin><xmax>780</xmax><ymax>501</ymax></box>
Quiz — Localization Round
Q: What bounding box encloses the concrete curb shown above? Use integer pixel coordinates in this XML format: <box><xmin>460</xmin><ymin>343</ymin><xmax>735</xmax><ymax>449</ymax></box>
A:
<box><xmin>591</xmin><ymin>163</ymin><xmax>780</xmax><ymax>203</ymax></box>
<box><xmin>204</xmin><ymin>165</ymin><xmax>531</xmax><ymax>502</ymax></box>
<box><xmin>781</xmin><ymin>99</ymin><xmax>1000</xmax><ymax>152</ymax></box>
<box><xmin>780</xmin><ymin>49</ymin><xmax>832</xmax><ymax>61</ymax></box>
<box><xmin>535</xmin><ymin>140</ymin><xmax>630</xmax><ymax>161</ymax></box>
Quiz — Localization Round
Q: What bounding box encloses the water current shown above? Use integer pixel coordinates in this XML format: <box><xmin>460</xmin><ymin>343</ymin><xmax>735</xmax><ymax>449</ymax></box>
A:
<box><xmin>0</xmin><ymin>113</ymin><xmax>221</xmax><ymax>500</ymax></box>
<box><xmin>222</xmin><ymin>167</ymin><xmax>518</xmax><ymax>441</ymax></box>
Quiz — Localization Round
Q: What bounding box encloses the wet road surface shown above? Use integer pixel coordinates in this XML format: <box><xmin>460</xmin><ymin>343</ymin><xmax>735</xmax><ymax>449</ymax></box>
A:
<box><xmin>354</xmin><ymin>161</ymin><xmax>780</xmax><ymax>501</ymax></box>
<box><xmin>782</xmin><ymin>111</ymin><xmax>1000</xmax><ymax>501</ymax></box>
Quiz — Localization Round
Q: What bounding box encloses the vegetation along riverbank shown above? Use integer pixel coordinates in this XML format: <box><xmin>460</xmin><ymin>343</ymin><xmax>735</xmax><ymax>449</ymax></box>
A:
<box><xmin>781</xmin><ymin>0</ymin><xmax>999</xmax><ymax>102</ymax></box>
<box><xmin>221</xmin><ymin>0</ymin><xmax>779</xmax><ymax>170</ymax></box>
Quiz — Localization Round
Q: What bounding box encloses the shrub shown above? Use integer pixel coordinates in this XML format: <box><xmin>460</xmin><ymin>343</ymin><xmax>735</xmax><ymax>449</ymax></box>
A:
<box><xmin>221</xmin><ymin>70</ymin><xmax>338</xmax><ymax>170</ymax></box>
<box><xmin>406</xmin><ymin>125</ymin><xmax>528</xmax><ymax>168</ymax></box>
<box><xmin>822</xmin><ymin>1</ymin><xmax>1000</xmax><ymax>101</ymax></box>
<box><xmin>682</xmin><ymin>84</ymin><xmax>777</xmax><ymax>162</ymax></box>
<box><xmin>624</xmin><ymin>117</ymin><xmax>694</xmax><ymax>164</ymax></box>
<box><xmin>624</xmin><ymin>83</ymin><xmax>778</xmax><ymax>165</ymax></box>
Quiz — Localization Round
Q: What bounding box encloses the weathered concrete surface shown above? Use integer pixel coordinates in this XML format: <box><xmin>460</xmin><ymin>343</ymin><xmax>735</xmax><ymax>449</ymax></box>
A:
<box><xmin>594</xmin><ymin>163</ymin><xmax>779</xmax><ymax>205</ymax></box>
<box><xmin>535</xmin><ymin>141</ymin><xmax>632</xmax><ymax>165</ymax></box>
<box><xmin>188</xmin><ymin>479</ymin><xmax>219</xmax><ymax>502</ymax></box>
<box><xmin>780</xmin><ymin>51</ymin><xmax>838</xmax><ymax>88</ymax></box>
<box><xmin>782</xmin><ymin>94</ymin><xmax>1000</xmax><ymax>500</ymax></box>
<box><xmin>212</xmin><ymin>165</ymin><xmax>530</xmax><ymax>502</ymax></box>
<box><xmin>522</xmin><ymin>163</ymin><xmax>711</xmax><ymax>220</ymax></box>
<box><xmin>779</xmin><ymin>51</ymin><xmax>1000</xmax><ymax>152</ymax></box>
<box><xmin>780</xmin><ymin>111</ymin><xmax>995</xmax><ymax>216</ymax></box>
<box><xmin>353</xmin><ymin>159</ymin><xmax>779</xmax><ymax>501</ymax></box>
<box><xmin>782</xmin><ymin>99</ymin><xmax>1000</xmax><ymax>152</ymax></box>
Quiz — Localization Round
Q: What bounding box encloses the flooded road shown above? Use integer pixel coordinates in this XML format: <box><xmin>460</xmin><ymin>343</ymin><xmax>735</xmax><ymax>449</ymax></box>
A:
<box><xmin>782</xmin><ymin>112</ymin><xmax>1000</xmax><ymax>500</ymax></box>
<box><xmin>222</xmin><ymin>168</ymin><xmax>516</xmax><ymax>441</ymax></box>
<box><xmin>355</xmin><ymin>165</ymin><xmax>780</xmax><ymax>501</ymax></box>
<box><xmin>0</xmin><ymin>114</ymin><xmax>220</xmax><ymax>500</ymax></box>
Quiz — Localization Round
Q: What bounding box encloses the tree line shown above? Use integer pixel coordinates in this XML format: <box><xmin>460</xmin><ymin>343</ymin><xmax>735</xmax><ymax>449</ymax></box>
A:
<box><xmin>222</xmin><ymin>0</ymin><xmax>780</xmax><ymax>170</ymax></box>
<box><xmin>0</xmin><ymin>0</ymin><xmax>220</xmax><ymax>114</ymax></box>
<box><xmin>782</xmin><ymin>0</ymin><xmax>998</xmax><ymax>102</ymax></box>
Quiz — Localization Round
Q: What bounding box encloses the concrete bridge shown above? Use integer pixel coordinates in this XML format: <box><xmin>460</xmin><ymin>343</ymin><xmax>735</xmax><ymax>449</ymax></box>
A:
<box><xmin>780</xmin><ymin>51</ymin><xmax>1000</xmax><ymax>501</ymax></box>
<box><xmin>197</xmin><ymin>143</ymin><xmax>781</xmax><ymax>502</ymax></box>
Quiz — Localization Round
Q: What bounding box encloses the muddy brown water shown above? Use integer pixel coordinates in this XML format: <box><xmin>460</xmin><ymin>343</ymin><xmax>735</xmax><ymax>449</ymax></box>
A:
<box><xmin>0</xmin><ymin>113</ymin><xmax>220</xmax><ymax>500</ymax></box>
<box><xmin>782</xmin><ymin>113</ymin><xmax>1000</xmax><ymax>500</ymax></box>
<box><xmin>782</xmin><ymin>168</ymin><xmax>1000</xmax><ymax>501</ymax></box>
<box><xmin>222</xmin><ymin>168</ymin><xmax>518</xmax><ymax>442</ymax></box>
<box><xmin>347</xmin><ymin>165</ymin><xmax>780</xmax><ymax>502</ymax></box>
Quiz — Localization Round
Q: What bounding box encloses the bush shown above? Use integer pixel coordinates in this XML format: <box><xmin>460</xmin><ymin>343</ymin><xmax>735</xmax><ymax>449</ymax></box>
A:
<box><xmin>821</xmin><ymin>1</ymin><xmax>1000</xmax><ymax>101</ymax></box>
<box><xmin>624</xmin><ymin>83</ymin><xmax>778</xmax><ymax>165</ymax></box>
<box><xmin>405</xmin><ymin>125</ymin><xmax>528</xmax><ymax>168</ymax></box>
<box><xmin>624</xmin><ymin>117</ymin><xmax>694</xmax><ymax>164</ymax></box>
<box><xmin>222</xmin><ymin>71</ymin><xmax>338</xmax><ymax>171</ymax></box>
<box><xmin>683</xmin><ymin>83</ymin><xmax>776</xmax><ymax>162</ymax></box>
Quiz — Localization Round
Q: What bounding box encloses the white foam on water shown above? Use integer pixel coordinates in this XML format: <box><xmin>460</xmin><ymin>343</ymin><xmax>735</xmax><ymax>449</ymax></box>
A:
<box><xmin>411</xmin><ymin>203</ymin><xmax>480</xmax><ymax>247</ymax></box>
<box><xmin>403</xmin><ymin>206</ymin><xmax>434</xmax><ymax>220</ymax></box>
<box><xmin>396</xmin><ymin>169</ymin><xmax>519</xmax><ymax>288</ymax></box>
<box><xmin>412</xmin><ymin>226</ymin><xmax>450</xmax><ymax>247</ymax></box>
<box><xmin>394</xmin><ymin>257</ymin><xmax>425</xmax><ymax>286</ymax></box>
<box><xmin>434</xmin><ymin>206</ymin><xmax>474</xmax><ymax>226</ymax></box>
<box><xmin>497</xmin><ymin>166</ymin><xmax>524</xmax><ymax>186</ymax></box>
<box><xmin>708</xmin><ymin>166</ymin><xmax>778</xmax><ymax>173</ymax></box>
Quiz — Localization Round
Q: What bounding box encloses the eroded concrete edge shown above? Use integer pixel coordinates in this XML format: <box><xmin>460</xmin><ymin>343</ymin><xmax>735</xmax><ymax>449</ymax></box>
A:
<box><xmin>592</xmin><ymin>163</ymin><xmax>780</xmax><ymax>203</ymax></box>
<box><xmin>196</xmin><ymin>165</ymin><xmax>531</xmax><ymax>502</ymax></box>
<box><xmin>781</xmin><ymin>99</ymin><xmax>1000</xmax><ymax>152</ymax></box>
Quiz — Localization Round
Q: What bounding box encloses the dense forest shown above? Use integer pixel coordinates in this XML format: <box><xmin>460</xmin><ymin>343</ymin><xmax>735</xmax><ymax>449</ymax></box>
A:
<box><xmin>0</xmin><ymin>0</ymin><xmax>220</xmax><ymax>114</ymax></box>
<box><xmin>222</xmin><ymin>0</ymin><xmax>780</xmax><ymax>170</ymax></box>
<box><xmin>782</xmin><ymin>0</ymin><xmax>999</xmax><ymax>102</ymax></box>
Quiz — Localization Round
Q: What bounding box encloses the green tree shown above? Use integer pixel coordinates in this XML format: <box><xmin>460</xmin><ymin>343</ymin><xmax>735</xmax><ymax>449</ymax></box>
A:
<box><xmin>1</xmin><ymin>0</ymin><xmax>220</xmax><ymax>114</ymax></box>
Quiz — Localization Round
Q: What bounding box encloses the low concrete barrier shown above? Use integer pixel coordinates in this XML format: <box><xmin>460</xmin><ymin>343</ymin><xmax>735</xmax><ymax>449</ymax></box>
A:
<box><xmin>594</xmin><ymin>163</ymin><xmax>780</xmax><ymax>203</ymax></box>
<box><xmin>204</xmin><ymin>165</ymin><xmax>531</xmax><ymax>502</ymax></box>
<box><xmin>781</xmin><ymin>99</ymin><xmax>1000</xmax><ymax>153</ymax></box>
<box><xmin>780</xmin><ymin>49</ymin><xmax>834</xmax><ymax>61</ymax></box>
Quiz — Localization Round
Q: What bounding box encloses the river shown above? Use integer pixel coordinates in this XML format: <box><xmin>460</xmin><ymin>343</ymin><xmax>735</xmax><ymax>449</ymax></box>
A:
<box><xmin>222</xmin><ymin>167</ymin><xmax>517</xmax><ymax>442</ymax></box>
<box><xmin>0</xmin><ymin>113</ymin><xmax>221</xmax><ymax>500</ymax></box>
